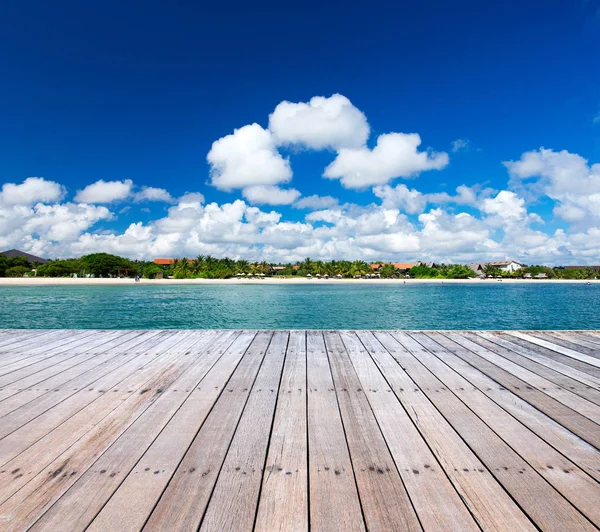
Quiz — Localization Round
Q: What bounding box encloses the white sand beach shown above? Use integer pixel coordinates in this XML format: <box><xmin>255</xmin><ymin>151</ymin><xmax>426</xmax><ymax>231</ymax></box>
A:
<box><xmin>0</xmin><ymin>277</ymin><xmax>598</xmax><ymax>286</ymax></box>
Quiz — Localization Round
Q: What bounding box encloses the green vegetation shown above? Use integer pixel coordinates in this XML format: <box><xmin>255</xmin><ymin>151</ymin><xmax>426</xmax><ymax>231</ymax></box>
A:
<box><xmin>0</xmin><ymin>255</ymin><xmax>36</xmax><ymax>277</ymax></box>
<box><xmin>1</xmin><ymin>252</ymin><xmax>599</xmax><ymax>280</ymax></box>
<box><xmin>292</xmin><ymin>259</ymin><xmax>373</xmax><ymax>278</ymax></box>
<box><xmin>5</xmin><ymin>265</ymin><xmax>32</xmax><ymax>277</ymax></box>
<box><xmin>407</xmin><ymin>264</ymin><xmax>475</xmax><ymax>279</ymax></box>
<box><xmin>553</xmin><ymin>267</ymin><xmax>599</xmax><ymax>280</ymax></box>
<box><xmin>33</xmin><ymin>253</ymin><xmax>139</xmax><ymax>278</ymax></box>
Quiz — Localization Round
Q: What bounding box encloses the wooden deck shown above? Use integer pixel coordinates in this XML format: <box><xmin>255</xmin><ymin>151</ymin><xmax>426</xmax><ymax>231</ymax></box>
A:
<box><xmin>0</xmin><ymin>330</ymin><xmax>599</xmax><ymax>531</ymax></box>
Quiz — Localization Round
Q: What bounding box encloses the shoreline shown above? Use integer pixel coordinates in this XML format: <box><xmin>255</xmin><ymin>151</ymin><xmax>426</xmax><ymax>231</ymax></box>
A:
<box><xmin>0</xmin><ymin>277</ymin><xmax>598</xmax><ymax>286</ymax></box>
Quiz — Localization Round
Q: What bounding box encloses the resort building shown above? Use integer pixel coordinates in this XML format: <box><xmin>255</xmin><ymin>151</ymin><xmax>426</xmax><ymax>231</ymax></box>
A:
<box><xmin>370</xmin><ymin>262</ymin><xmax>415</xmax><ymax>272</ymax></box>
<box><xmin>468</xmin><ymin>260</ymin><xmax>524</xmax><ymax>276</ymax></box>
<box><xmin>392</xmin><ymin>262</ymin><xmax>415</xmax><ymax>272</ymax></box>
<box><xmin>468</xmin><ymin>262</ymin><xmax>486</xmax><ymax>277</ymax></box>
<box><xmin>153</xmin><ymin>258</ymin><xmax>194</xmax><ymax>265</ymax></box>
<box><xmin>489</xmin><ymin>260</ymin><xmax>523</xmax><ymax>273</ymax></box>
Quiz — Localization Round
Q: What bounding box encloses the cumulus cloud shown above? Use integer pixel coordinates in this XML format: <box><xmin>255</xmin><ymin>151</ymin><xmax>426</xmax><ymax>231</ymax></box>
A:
<box><xmin>0</xmin><ymin>177</ymin><xmax>65</xmax><ymax>205</ymax></box>
<box><xmin>372</xmin><ymin>184</ymin><xmax>426</xmax><ymax>214</ymax></box>
<box><xmin>293</xmin><ymin>194</ymin><xmax>339</xmax><ymax>210</ymax></box>
<box><xmin>242</xmin><ymin>185</ymin><xmax>301</xmax><ymax>205</ymax></box>
<box><xmin>0</xmin><ymin>199</ymin><xmax>111</xmax><ymax>253</ymax></box>
<box><xmin>0</xmin><ymin>175</ymin><xmax>596</xmax><ymax>265</ymax></box>
<box><xmin>269</xmin><ymin>94</ymin><xmax>369</xmax><ymax>150</ymax></box>
<box><xmin>373</xmin><ymin>183</ymin><xmax>493</xmax><ymax>214</ymax></box>
<box><xmin>323</xmin><ymin>133</ymin><xmax>449</xmax><ymax>188</ymax></box>
<box><xmin>418</xmin><ymin>209</ymin><xmax>493</xmax><ymax>255</ymax></box>
<box><xmin>452</xmin><ymin>139</ymin><xmax>470</xmax><ymax>152</ymax></box>
<box><xmin>178</xmin><ymin>192</ymin><xmax>205</xmax><ymax>205</ymax></box>
<box><xmin>74</xmin><ymin>179</ymin><xmax>133</xmax><ymax>203</ymax></box>
<box><xmin>504</xmin><ymin>148</ymin><xmax>600</xmax><ymax>226</ymax></box>
<box><xmin>207</xmin><ymin>124</ymin><xmax>292</xmax><ymax>191</ymax></box>
<box><xmin>481</xmin><ymin>190</ymin><xmax>527</xmax><ymax>221</ymax></box>
<box><xmin>133</xmin><ymin>186</ymin><xmax>175</xmax><ymax>203</ymax></box>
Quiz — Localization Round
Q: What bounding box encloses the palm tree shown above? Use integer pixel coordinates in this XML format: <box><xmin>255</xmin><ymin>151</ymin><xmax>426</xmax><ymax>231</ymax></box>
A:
<box><xmin>236</xmin><ymin>259</ymin><xmax>249</xmax><ymax>273</ymax></box>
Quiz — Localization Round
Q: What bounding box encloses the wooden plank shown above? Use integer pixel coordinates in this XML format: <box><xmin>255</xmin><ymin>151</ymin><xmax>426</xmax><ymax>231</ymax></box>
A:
<box><xmin>200</xmin><ymin>331</ymin><xmax>288</xmax><ymax>531</ymax></box>
<box><xmin>434</xmin><ymin>333</ymin><xmax>600</xmax><ymax>450</ymax></box>
<box><xmin>254</xmin><ymin>330</ymin><xmax>308</xmax><ymax>532</ymax></box>
<box><xmin>0</xmin><ymin>331</ymin><xmax>124</xmax><ymax>391</ymax></box>
<box><xmin>478</xmin><ymin>332</ymin><xmax>600</xmax><ymax>391</ymax></box>
<box><xmin>339</xmin><ymin>331</ymin><xmax>478</xmax><ymax>531</ymax></box>
<box><xmin>0</xmin><ymin>331</ymin><xmax>68</xmax><ymax>355</ymax></box>
<box><xmin>0</xmin><ymin>330</ymin><xmax>92</xmax><ymax>360</ymax></box>
<box><xmin>305</xmin><ymin>330</ymin><xmax>365</xmax><ymax>532</ymax></box>
<box><xmin>0</xmin><ymin>331</ymin><xmax>174</xmax><ymax>442</ymax></box>
<box><xmin>85</xmin><ymin>332</ymin><xmax>254</xmax><ymax>532</ymax></box>
<box><xmin>28</xmin><ymin>331</ymin><xmax>240</xmax><ymax>531</ymax></box>
<box><xmin>0</xmin><ymin>331</ymin><xmax>50</xmax><ymax>350</ymax></box>
<box><xmin>385</xmin><ymin>331</ymin><xmax>596</xmax><ymax>531</ymax></box>
<box><xmin>0</xmin><ymin>331</ymin><xmax>94</xmax><ymax>373</ymax></box>
<box><xmin>409</xmin><ymin>332</ymin><xmax>600</xmax><ymax>525</ymax></box>
<box><xmin>445</xmin><ymin>332</ymin><xmax>600</xmax><ymax>426</ymax></box>
<box><xmin>0</xmin><ymin>331</ymin><xmax>187</xmax><ymax>471</ymax></box>
<box><xmin>367</xmin><ymin>331</ymin><xmax>537</xmax><ymax>532</ymax></box>
<box><xmin>499</xmin><ymin>333</ymin><xmax>600</xmax><ymax>379</ymax></box>
<box><xmin>0</xmin><ymin>331</ymin><xmax>148</xmax><ymax>410</ymax></box>
<box><xmin>508</xmin><ymin>332</ymin><xmax>600</xmax><ymax>369</ymax></box>
<box><xmin>143</xmin><ymin>331</ymin><xmax>273</xmax><ymax>531</ymax></box>
<box><xmin>0</xmin><ymin>332</ymin><xmax>214</xmax><ymax>530</ymax></box>
<box><xmin>465</xmin><ymin>333</ymin><xmax>600</xmax><ymax>407</ymax></box>
<box><xmin>578</xmin><ymin>332</ymin><xmax>600</xmax><ymax>348</ymax></box>
<box><xmin>324</xmin><ymin>331</ymin><xmax>422</xmax><ymax>532</ymax></box>
<box><xmin>545</xmin><ymin>332</ymin><xmax>600</xmax><ymax>358</ymax></box>
<box><xmin>422</xmin><ymin>333</ymin><xmax>600</xmax><ymax>483</ymax></box>
<box><xmin>0</xmin><ymin>332</ymin><xmax>139</xmax><ymax>416</ymax></box>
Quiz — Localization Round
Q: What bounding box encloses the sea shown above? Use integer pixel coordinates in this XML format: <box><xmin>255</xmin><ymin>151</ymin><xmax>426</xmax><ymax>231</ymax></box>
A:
<box><xmin>1</xmin><ymin>283</ymin><xmax>598</xmax><ymax>330</ymax></box>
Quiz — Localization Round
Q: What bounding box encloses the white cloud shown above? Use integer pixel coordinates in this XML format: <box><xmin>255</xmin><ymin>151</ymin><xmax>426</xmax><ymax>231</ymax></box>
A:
<box><xmin>481</xmin><ymin>190</ymin><xmax>527</xmax><ymax>221</ymax></box>
<box><xmin>452</xmin><ymin>139</ymin><xmax>469</xmax><ymax>152</ymax></box>
<box><xmin>373</xmin><ymin>183</ymin><xmax>482</xmax><ymax>214</ymax></box>
<box><xmin>133</xmin><ymin>186</ymin><xmax>175</xmax><ymax>203</ymax></box>
<box><xmin>269</xmin><ymin>94</ymin><xmax>369</xmax><ymax>150</ymax></box>
<box><xmin>74</xmin><ymin>179</ymin><xmax>133</xmax><ymax>203</ymax></box>
<box><xmin>323</xmin><ymin>133</ymin><xmax>449</xmax><ymax>188</ymax></box>
<box><xmin>373</xmin><ymin>184</ymin><xmax>426</xmax><ymax>214</ymax></box>
<box><xmin>178</xmin><ymin>192</ymin><xmax>205</xmax><ymax>205</ymax></box>
<box><xmin>1</xmin><ymin>176</ymin><xmax>598</xmax><ymax>265</ymax></box>
<box><xmin>242</xmin><ymin>185</ymin><xmax>301</xmax><ymax>205</ymax></box>
<box><xmin>24</xmin><ymin>203</ymin><xmax>112</xmax><ymax>242</ymax></box>
<box><xmin>504</xmin><ymin>148</ymin><xmax>600</xmax><ymax>226</ymax></box>
<box><xmin>593</xmin><ymin>113</ymin><xmax>600</xmax><ymax>125</ymax></box>
<box><xmin>293</xmin><ymin>195</ymin><xmax>339</xmax><ymax>210</ymax></box>
<box><xmin>0</xmin><ymin>199</ymin><xmax>111</xmax><ymax>252</ymax></box>
<box><xmin>0</xmin><ymin>177</ymin><xmax>65</xmax><ymax>205</ymax></box>
<box><xmin>418</xmin><ymin>209</ymin><xmax>493</xmax><ymax>255</ymax></box>
<box><xmin>207</xmin><ymin>123</ymin><xmax>292</xmax><ymax>191</ymax></box>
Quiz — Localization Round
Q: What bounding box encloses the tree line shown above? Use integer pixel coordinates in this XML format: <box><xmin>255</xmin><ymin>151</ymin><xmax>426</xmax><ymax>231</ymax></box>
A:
<box><xmin>1</xmin><ymin>253</ymin><xmax>598</xmax><ymax>279</ymax></box>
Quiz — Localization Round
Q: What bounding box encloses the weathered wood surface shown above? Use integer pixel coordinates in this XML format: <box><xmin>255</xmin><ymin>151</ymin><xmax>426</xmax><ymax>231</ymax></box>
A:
<box><xmin>0</xmin><ymin>329</ymin><xmax>598</xmax><ymax>531</ymax></box>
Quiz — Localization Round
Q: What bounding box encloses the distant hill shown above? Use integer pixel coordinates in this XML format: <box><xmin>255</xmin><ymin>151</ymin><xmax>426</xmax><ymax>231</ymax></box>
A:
<box><xmin>0</xmin><ymin>249</ymin><xmax>48</xmax><ymax>264</ymax></box>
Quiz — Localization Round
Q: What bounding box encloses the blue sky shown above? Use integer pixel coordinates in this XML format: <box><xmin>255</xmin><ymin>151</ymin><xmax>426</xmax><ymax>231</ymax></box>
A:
<box><xmin>1</xmin><ymin>0</ymin><xmax>600</xmax><ymax>264</ymax></box>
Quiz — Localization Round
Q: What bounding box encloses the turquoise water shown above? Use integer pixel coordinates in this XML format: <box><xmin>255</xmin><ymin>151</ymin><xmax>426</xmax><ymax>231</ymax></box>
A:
<box><xmin>1</xmin><ymin>283</ymin><xmax>599</xmax><ymax>329</ymax></box>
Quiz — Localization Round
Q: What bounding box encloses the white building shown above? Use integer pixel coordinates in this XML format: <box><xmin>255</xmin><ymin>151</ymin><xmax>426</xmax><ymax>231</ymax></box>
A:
<box><xmin>489</xmin><ymin>260</ymin><xmax>523</xmax><ymax>273</ymax></box>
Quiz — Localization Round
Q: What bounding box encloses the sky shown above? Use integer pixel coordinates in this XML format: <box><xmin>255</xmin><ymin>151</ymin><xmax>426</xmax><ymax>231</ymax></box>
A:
<box><xmin>1</xmin><ymin>0</ymin><xmax>600</xmax><ymax>265</ymax></box>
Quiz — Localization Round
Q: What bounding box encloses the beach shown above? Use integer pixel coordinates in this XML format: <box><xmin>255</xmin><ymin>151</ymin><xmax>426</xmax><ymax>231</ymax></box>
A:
<box><xmin>1</xmin><ymin>276</ymin><xmax>598</xmax><ymax>286</ymax></box>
